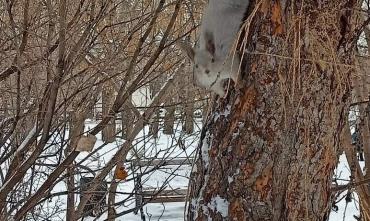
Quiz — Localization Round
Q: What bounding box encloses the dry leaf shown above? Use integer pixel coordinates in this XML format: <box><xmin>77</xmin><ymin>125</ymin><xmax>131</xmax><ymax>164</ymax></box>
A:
<box><xmin>115</xmin><ymin>166</ymin><xmax>128</xmax><ymax>180</ymax></box>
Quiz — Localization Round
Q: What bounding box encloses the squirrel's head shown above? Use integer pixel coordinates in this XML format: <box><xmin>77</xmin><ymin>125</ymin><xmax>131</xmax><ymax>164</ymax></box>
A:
<box><xmin>192</xmin><ymin>48</ymin><xmax>221</xmax><ymax>88</ymax></box>
<box><xmin>177</xmin><ymin>32</ymin><xmax>222</xmax><ymax>87</ymax></box>
<box><xmin>177</xmin><ymin>32</ymin><xmax>238</xmax><ymax>96</ymax></box>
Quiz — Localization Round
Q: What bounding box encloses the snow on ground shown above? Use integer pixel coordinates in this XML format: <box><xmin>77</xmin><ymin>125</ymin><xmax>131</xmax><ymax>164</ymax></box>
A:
<box><xmin>40</xmin><ymin>118</ymin><xmax>362</xmax><ymax>221</ymax></box>
<box><xmin>74</xmin><ymin>119</ymin><xmax>198</xmax><ymax>221</ymax></box>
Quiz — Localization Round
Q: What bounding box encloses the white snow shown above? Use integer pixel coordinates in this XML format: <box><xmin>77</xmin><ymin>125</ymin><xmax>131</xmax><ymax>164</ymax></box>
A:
<box><xmin>14</xmin><ymin>124</ymin><xmax>37</xmax><ymax>155</ymax></box>
<box><xmin>208</xmin><ymin>195</ymin><xmax>229</xmax><ymax>218</ymax></box>
<box><xmin>201</xmin><ymin>132</ymin><xmax>211</xmax><ymax>167</ymax></box>
<box><xmin>227</xmin><ymin>176</ymin><xmax>233</xmax><ymax>184</ymax></box>
<box><xmin>214</xmin><ymin>104</ymin><xmax>231</xmax><ymax>121</ymax></box>
<box><xmin>2</xmin><ymin>119</ymin><xmax>362</xmax><ymax>221</ymax></box>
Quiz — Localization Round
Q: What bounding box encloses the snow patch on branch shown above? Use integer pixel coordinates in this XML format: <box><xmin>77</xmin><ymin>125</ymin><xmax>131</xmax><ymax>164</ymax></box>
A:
<box><xmin>14</xmin><ymin>124</ymin><xmax>37</xmax><ymax>155</ymax></box>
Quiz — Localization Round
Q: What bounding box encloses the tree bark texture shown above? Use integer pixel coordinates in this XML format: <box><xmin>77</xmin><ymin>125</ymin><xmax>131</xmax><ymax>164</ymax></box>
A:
<box><xmin>102</xmin><ymin>82</ymin><xmax>116</xmax><ymax>143</ymax></box>
<box><xmin>187</xmin><ymin>0</ymin><xmax>357</xmax><ymax>220</ymax></box>
<box><xmin>163</xmin><ymin>98</ymin><xmax>176</xmax><ymax>135</ymax></box>
<box><xmin>351</xmin><ymin>56</ymin><xmax>370</xmax><ymax>220</ymax></box>
<box><xmin>121</xmin><ymin>96</ymin><xmax>135</xmax><ymax>140</ymax></box>
<box><xmin>149</xmin><ymin>77</ymin><xmax>162</xmax><ymax>138</ymax></box>
<box><xmin>183</xmin><ymin>74</ymin><xmax>195</xmax><ymax>134</ymax></box>
<box><xmin>66</xmin><ymin>112</ymin><xmax>85</xmax><ymax>221</ymax></box>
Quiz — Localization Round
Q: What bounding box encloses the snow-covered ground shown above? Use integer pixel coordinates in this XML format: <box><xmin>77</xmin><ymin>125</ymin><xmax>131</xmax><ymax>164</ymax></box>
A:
<box><xmin>27</xmin><ymin>118</ymin><xmax>362</xmax><ymax>221</ymax></box>
<box><xmin>77</xmin><ymin>120</ymin><xmax>198</xmax><ymax>221</ymax></box>
<box><xmin>82</xmin><ymin>122</ymin><xmax>361</xmax><ymax>220</ymax></box>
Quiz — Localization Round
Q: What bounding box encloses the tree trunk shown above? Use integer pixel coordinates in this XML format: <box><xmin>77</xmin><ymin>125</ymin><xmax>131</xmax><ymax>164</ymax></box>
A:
<box><xmin>163</xmin><ymin>99</ymin><xmax>175</xmax><ymax>135</ymax></box>
<box><xmin>66</xmin><ymin>111</ymin><xmax>85</xmax><ymax>221</ymax></box>
<box><xmin>121</xmin><ymin>96</ymin><xmax>135</xmax><ymax>140</ymax></box>
<box><xmin>187</xmin><ymin>1</ymin><xmax>356</xmax><ymax>220</ymax></box>
<box><xmin>183</xmin><ymin>75</ymin><xmax>194</xmax><ymax>134</ymax></box>
<box><xmin>352</xmin><ymin>54</ymin><xmax>370</xmax><ymax>220</ymax></box>
<box><xmin>102</xmin><ymin>83</ymin><xmax>116</xmax><ymax>142</ymax></box>
<box><xmin>184</xmin><ymin>98</ymin><xmax>194</xmax><ymax>134</ymax></box>
<box><xmin>358</xmin><ymin>28</ymin><xmax>370</xmax><ymax>188</ymax></box>
<box><xmin>149</xmin><ymin>77</ymin><xmax>161</xmax><ymax>138</ymax></box>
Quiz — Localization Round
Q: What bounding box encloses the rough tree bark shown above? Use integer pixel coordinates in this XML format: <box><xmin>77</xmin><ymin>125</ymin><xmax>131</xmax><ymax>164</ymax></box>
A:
<box><xmin>65</xmin><ymin>111</ymin><xmax>85</xmax><ymax>221</ymax></box>
<box><xmin>102</xmin><ymin>82</ymin><xmax>116</xmax><ymax>143</ymax></box>
<box><xmin>352</xmin><ymin>55</ymin><xmax>370</xmax><ymax>220</ymax></box>
<box><xmin>121</xmin><ymin>95</ymin><xmax>135</xmax><ymax>140</ymax></box>
<box><xmin>163</xmin><ymin>96</ymin><xmax>176</xmax><ymax>134</ymax></box>
<box><xmin>149</xmin><ymin>76</ymin><xmax>162</xmax><ymax>138</ymax></box>
<box><xmin>183</xmin><ymin>74</ymin><xmax>195</xmax><ymax>134</ymax></box>
<box><xmin>187</xmin><ymin>0</ymin><xmax>357</xmax><ymax>220</ymax></box>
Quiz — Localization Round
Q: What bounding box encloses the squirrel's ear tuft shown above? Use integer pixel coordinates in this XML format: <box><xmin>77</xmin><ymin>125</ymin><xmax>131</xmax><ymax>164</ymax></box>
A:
<box><xmin>204</xmin><ymin>32</ymin><xmax>215</xmax><ymax>57</ymax></box>
<box><xmin>176</xmin><ymin>41</ymin><xmax>195</xmax><ymax>62</ymax></box>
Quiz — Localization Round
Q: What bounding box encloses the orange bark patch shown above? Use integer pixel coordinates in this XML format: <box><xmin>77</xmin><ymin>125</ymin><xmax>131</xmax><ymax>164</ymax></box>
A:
<box><xmin>242</xmin><ymin>163</ymin><xmax>255</xmax><ymax>177</ymax></box>
<box><xmin>230</xmin><ymin>199</ymin><xmax>246</xmax><ymax>221</ymax></box>
<box><xmin>260</xmin><ymin>75</ymin><xmax>274</xmax><ymax>85</ymax></box>
<box><xmin>254</xmin><ymin>166</ymin><xmax>272</xmax><ymax>199</ymax></box>
<box><xmin>260</xmin><ymin>0</ymin><xmax>270</xmax><ymax>16</ymax></box>
<box><xmin>251</xmin><ymin>62</ymin><xmax>258</xmax><ymax>74</ymax></box>
<box><xmin>233</xmin><ymin>87</ymin><xmax>258</xmax><ymax>124</ymax></box>
<box><xmin>234</xmin><ymin>144</ymin><xmax>247</xmax><ymax>157</ymax></box>
<box><xmin>240</xmin><ymin>87</ymin><xmax>258</xmax><ymax>113</ymax></box>
<box><xmin>271</xmin><ymin>1</ymin><xmax>283</xmax><ymax>35</ymax></box>
<box><xmin>323</xmin><ymin>147</ymin><xmax>336</xmax><ymax>167</ymax></box>
<box><xmin>317</xmin><ymin>147</ymin><xmax>336</xmax><ymax>178</ymax></box>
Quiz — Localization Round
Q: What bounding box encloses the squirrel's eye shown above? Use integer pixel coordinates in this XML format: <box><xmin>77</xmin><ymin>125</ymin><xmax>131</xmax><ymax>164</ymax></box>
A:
<box><xmin>195</xmin><ymin>64</ymin><xmax>199</xmax><ymax>68</ymax></box>
<box><xmin>211</xmin><ymin>58</ymin><xmax>215</xmax><ymax>63</ymax></box>
<box><xmin>205</xmin><ymin>69</ymin><xmax>210</xmax><ymax>74</ymax></box>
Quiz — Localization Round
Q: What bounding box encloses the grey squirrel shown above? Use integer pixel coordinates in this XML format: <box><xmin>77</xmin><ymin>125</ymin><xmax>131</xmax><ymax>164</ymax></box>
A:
<box><xmin>179</xmin><ymin>0</ymin><xmax>249</xmax><ymax>96</ymax></box>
